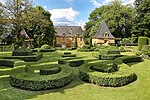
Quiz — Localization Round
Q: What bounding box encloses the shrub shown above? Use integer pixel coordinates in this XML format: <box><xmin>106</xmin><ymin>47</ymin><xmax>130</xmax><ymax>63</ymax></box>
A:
<box><xmin>141</xmin><ymin>45</ymin><xmax>150</xmax><ymax>55</ymax></box>
<box><xmin>119</xmin><ymin>46</ymin><xmax>125</xmax><ymax>52</ymax></box>
<box><xmin>79</xmin><ymin>56</ymin><xmax>142</xmax><ymax>87</ymax></box>
<box><xmin>39</xmin><ymin>49</ymin><xmax>55</xmax><ymax>52</ymax></box>
<box><xmin>62</xmin><ymin>54</ymin><xmax>76</xmax><ymax>57</ymax></box>
<box><xmin>10</xmin><ymin>64</ymin><xmax>73</xmax><ymax>91</ymax></box>
<box><xmin>0</xmin><ymin>59</ymin><xmax>24</xmax><ymax>67</ymax></box>
<box><xmin>138</xmin><ymin>37</ymin><xmax>148</xmax><ymax>51</ymax></box>
<box><xmin>90</xmin><ymin>63</ymin><xmax>117</xmax><ymax>73</ymax></box>
<box><xmin>74</xmin><ymin>36</ymin><xmax>77</xmax><ymax>48</ymax></box>
<box><xmin>40</xmin><ymin>44</ymin><xmax>50</xmax><ymax>49</ymax></box>
<box><xmin>64</xmin><ymin>52</ymin><xmax>71</xmax><ymax>54</ymax></box>
<box><xmin>12</xmin><ymin>47</ymin><xmax>32</xmax><ymax>56</ymax></box>
<box><xmin>58</xmin><ymin>58</ymin><xmax>84</xmax><ymax>67</ymax></box>
<box><xmin>100</xmin><ymin>54</ymin><xmax>123</xmax><ymax>60</ymax></box>
<box><xmin>40</xmin><ymin>65</ymin><xmax>61</xmax><ymax>75</ymax></box>
<box><xmin>3</xmin><ymin>53</ymin><xmax>43</xmax><ymax>61</ymax></box>
<box><xmin>82</xmin><ymin>44</ymin><xmax>90</xmax><ymax>49</ymax></box>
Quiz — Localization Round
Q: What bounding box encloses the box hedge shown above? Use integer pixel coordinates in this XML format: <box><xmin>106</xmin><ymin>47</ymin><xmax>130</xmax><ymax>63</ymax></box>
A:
<box><xmin>62</xmin><ymin>54</ymin><xmax>76</xmax><ymax>57</ymax></box>
<box><xmin>100</xmin><ymin>54</ymin><xmax>123</xmax><ymax>60</ymax></box>
<box><xmin>3</xmin><ymin>53</ymin><xmax>43</xmax><ymax>61</ymax></box>
<box><xmin>12</xmin><ymin>47</ymin><xmax>32</xmax><ymax>56</ymax></box>
<box><xmin>138</xmin><ymin>37</ymin><xmax>148</xmax><ymax>51</ymax></box>
<box><xmin>0</xmin><ymin>59</ymin><xmax>24</xmax><ymax>67</ymax></box>
<box><xmin>10</xmin><ymin>64</ymin><xmax>73</xmax><ymax>91</ymax></box>
<box><xmin>58</xmin><ymin>58</ymin><xmax>84</xmax><ymax>67</ymax></box>
<box><xmin>40</xmin><ymin>65</ymin><xmax>61</xmax><ymax>75</ymax></box>
<box><xmin>79</xmin><ymin>56</ymin><xmax>142</xmax><ymax>87</ymax></box>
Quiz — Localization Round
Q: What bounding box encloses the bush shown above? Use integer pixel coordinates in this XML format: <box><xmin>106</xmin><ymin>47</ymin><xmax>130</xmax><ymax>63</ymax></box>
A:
<box><xmin>62</xmin><ymin>54</ymin><xmax>76</xmax><ymax>57</ymax></box>
<box><xmin>79</xmin><ymin>56</ymin><xmax>142</xmax><ymax>87</ymax></box>
<box><xmin>138</xmin><ymin>37</ymin><xmax>148</xmax><ymax>51</ymax></box>
<box><xmin>74</xmin><ymin>36</ymin><xmax>77</xmax><ymax>48</ymax></box>
<box><xmin>39</xmin><ymin>49</ymin><xmax>55</xmax><ymax>52</ymax></box>
<box><xmin>119</xmin><ymin>46</ymin><xmax>125</xmax><ymax>52</ymax></box>
<box><xmin>100</xmin><ymin>54</ymin><xmax>123</xmax><ymax>60</ymax></box>
<box><xmin>40</xmin><ymin>44</ymin><xmax>50</xmax><ymax>49</ymax></box>
<box><xmin>77</xmin><ymin>48</ymin><xmax>94</xmax><ymax>52</ymax></box>
<box><xmin>90</xmin><ymin>63</ymin><xmax>117</xmax><ymax>73</ymax></box>
<box><xmin>0</xmin><ymin>59</ymin><xmax>24</xmax><ymax>67</ymax></box>
<box><xmin>40</xmin><ymin>65</ymin><xmax>61</xmax><ymax>75</ymax></box>
<box><xmin>82</xmin><ymin>44</ymin><xmax>90</xmax><ymax>49</ymax></box>
<box><xmin>3</xmin><ymin>53</ymin><xmax>43</xmax><ymax>61</ymax></box>
<box><xmin>58</xmin><ymin>58</ymin><xmax>84</xmax><ymax>67</ymax></box>
<box><xmin>64</xmin><ymin>52</ymin><xmax>71</xmax><ymax>54</ymax></box>
<box><xmin>12</xmin><ymin>47</ymin><xmax>32</xmax><ymax>56</ymax></box>
<box><xmin>141</xmin><ymin>45</ymin><xmax>150</xmax><ymax>55</ymax></box>
<box><xmin>10</xmin><ymin>64</ymin><xmax>73</xmax><ymax>91</ymax></box>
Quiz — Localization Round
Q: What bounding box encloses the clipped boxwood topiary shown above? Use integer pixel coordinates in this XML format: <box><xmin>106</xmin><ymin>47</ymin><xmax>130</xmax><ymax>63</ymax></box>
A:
<box><xmin>138</xmin><ymin>37</ymin><xmax>148</xmax><ymax>51</ymax></box>
<box><xmin>58</xmin><ymin>57</ymin><xmax>84</xmax><ymax>67</ymax></box>
<box><xmin>40</xmin><ymin>65</ymin><xmax>61</xmax><ymax>75</ymax></box>
<box><xmin>0</xmin><ymin>59</ymin><xmax>24</xmax><ymax>67</ymax></box>
<box><xmin>40</xmin><ymin>44</ymin><xmax>50</xmax><ymax>49</ymax></box>
<box><xmin>64</xmin><ymin>52</ymin><xmax>71</xmax><ymax>54</ymax></box>
<box><xmin>90</xmin><ymin>63</ymin><xmax>117</xmax><ymax>73</ymax></box>
<box><xmin>100</xmin><ymin>54</ymin><xmax>123</xmax><ymax>60</ymax></box>
<box><xmin>79</xmin><ymin>56</ymin><xmax>143</xmax><ymax>87</ymax></box>
<box><xmin>10</xmin><ymin>64</ymin><xmax>73</xmax><ymax>91</ymax></box>
<box><xmin>62</xmin><ymin>54</ymin><xmax>76</xmax><ymax>57</ymax></box>
<box><xmin>12</xmin><ymin>47</ymin><xmax>32</xmax><ymax>56</ymax></box>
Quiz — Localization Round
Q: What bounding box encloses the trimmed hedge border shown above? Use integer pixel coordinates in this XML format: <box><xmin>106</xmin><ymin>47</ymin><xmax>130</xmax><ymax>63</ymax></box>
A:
<box><xmin>39</xmin><ymin>49</ymin><xmax>56</xmax><ymax>52</ymax></box>
<box><xmin>99</xmin><ymin>54</ymin><xmax>123</xmax><ymax>60</ymax></box>
<box><xmin>40</xmin><ymin>66</ymin><xmax>61</xmax><ymax>75</ymax></box>
<box><xmin>79</xmin><ymin>56</ymin><xmax>143</xmax><ymax>87</ymax></box>
<box><xmin>58</xmin><ymin>58</ymin><xmax>84</xmax><ymax>67</ymax></box>
<box><xmin>90</xmin><ymin>63</ymin><xmax>117</xmax><ymax>73</ymax></box>
<box><xmin>0</xmin><ymin>59</ymin><xmax>24</xmax><ymax>67</ymax></box>
<box><xmin>2</xmin><ymin>53</ymin><xmax>43</xmax><ymax>61</ymax></box>
<box><xmin>62</xmin><ymin>54</ymin><xmax>76</xmax><ymax>57</ymax></box>
<box><xmin>10</xmin><ymin>64</ymin><xmax>73</xmax><ymax>91</ymax></box>
<box><xmin>77</xmin><ymin>49</ymin><xmax>94</xmax><ymax>52</ymax></box>
<box><xmin>64</xmin><ymin>52</ymin><xmax>71</xmax><ymax>54</ymax></box>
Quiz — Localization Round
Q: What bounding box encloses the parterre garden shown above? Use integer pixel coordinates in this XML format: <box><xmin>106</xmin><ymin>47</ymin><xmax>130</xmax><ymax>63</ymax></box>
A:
<box><xmin>0</xmin><ymin>43</ymin><xmax>150</xmax><ymax>100</ymax></box>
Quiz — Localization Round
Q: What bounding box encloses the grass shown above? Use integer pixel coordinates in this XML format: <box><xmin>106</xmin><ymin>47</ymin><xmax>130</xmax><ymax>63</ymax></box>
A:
<box><xmin>0</xmin><ymin>50</ymin><xmax>150</xmax><ymax>100</ymax></box>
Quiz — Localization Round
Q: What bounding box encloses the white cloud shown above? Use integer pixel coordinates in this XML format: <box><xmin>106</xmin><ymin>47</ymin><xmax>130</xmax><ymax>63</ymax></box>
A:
<box><xmin>122</xmin><ymin>0</ymin><xmax>135</xmax><ymax>5</ymax></box>
<box><xmin>49</xmin><ymin>7</ymin><xmax>79</xmax><ymax>25</ymax></box>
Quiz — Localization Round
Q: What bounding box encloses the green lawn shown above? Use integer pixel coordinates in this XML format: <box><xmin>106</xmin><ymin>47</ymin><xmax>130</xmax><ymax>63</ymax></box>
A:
<box><xmin>0</xmin><ymin>50</ymin><xmax>150</xmax><ymax>100</ymax></box>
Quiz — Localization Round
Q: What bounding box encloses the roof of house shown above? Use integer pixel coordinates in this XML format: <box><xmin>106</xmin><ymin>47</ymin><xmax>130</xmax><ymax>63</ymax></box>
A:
<box><xmin>54</xmin><ymin>26</ymin><xmax>83</xmax><ymax>37</ymax></box>
<box><xmin>93</xmin><ymin>21</ymin><xmax>115</xmax><ymax>39</ymax></box>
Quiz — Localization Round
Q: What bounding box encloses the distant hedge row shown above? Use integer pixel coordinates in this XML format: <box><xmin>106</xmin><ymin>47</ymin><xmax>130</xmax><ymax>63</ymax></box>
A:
<box><xmin>58</xmin><ymin>57</ymin><xmax>84</xmax><ymax>67</ymax></box>
<box><xmin>2</xmin><ymin>53</ymin><xmax>43</xmax><ymax>61</ymax></box>
<box><xmin>10</xmin><ymin>64</ymin><xmax>73</xmax><ymax>91</ymax></box>
<box><xmin>79</xmin><ymin>56</ymin><xmax>143</xmax><ymax>87</ymax></box>
<box><xmin>0</xmin><ymin>59</ymin><xmax>24</xmax><ymax>67</ymax></box>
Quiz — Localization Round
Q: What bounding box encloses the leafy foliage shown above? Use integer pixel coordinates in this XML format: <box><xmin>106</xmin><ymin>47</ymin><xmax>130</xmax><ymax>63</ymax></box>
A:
<box><xmin>132</xmin><ymin>0</ymin><xmax>150</xmax><ymax>37</ymax></box>
<box><xmin>83</xmin><ymin>0</ymin><xmax>134</xmax><ymax>42</ymax></box>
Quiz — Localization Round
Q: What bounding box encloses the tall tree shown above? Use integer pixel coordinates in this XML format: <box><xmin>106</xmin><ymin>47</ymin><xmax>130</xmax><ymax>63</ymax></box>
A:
<box><xmin>83</xmin><ymin>0</ymin><xmax>134</xmax><ymax>43</ymax></box>
<box><xmin>132</xmin><ymin>0</ymin><xmax>150</xmax><ymax>37</ymax></box>
<box><xmin>0</xmin><ymin>0</ymin><xmax>55</xmax><ymax>47</ymax></box>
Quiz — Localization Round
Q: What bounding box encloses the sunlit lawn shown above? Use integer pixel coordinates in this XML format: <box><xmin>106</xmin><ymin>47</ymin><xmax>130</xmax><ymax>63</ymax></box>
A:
<box><xmin>0</xmin><ymin>50</ymin><xmax>150</xmax><ymax>100</ymax></box>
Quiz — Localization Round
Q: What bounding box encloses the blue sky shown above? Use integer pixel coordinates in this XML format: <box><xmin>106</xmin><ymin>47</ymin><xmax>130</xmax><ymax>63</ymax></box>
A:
<box><xmin>0</xmin><ymin>0</ymin><xmax>135</xmax><ymax>27</ymax></box>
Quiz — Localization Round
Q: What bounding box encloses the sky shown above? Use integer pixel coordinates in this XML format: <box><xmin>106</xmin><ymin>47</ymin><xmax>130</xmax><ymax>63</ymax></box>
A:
<box><xmin>0</xmin><ymin>0</ymin><xmax>135</xmax><ymax>27</ymax></box>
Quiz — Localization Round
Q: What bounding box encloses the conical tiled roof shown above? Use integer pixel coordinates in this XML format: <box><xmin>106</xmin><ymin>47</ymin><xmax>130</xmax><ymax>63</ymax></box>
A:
<box><xmin>93</xmin><ymin>21</ymin><xmax>115</xmax><ymax>39</ymax></box>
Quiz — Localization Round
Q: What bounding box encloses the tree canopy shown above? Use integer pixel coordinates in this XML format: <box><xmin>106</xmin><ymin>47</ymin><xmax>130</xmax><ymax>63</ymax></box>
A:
<box><xmin>83</xmin><ymin>0</ymin><xmax>134</xmax><ymax>44</ymax></box>
<box><xmin>0</xmin><ymin>0</ymin><xmax>55</xmax><ymax>47</ymax></box>
<box><xmin>132</xmin><ymin>0</ymin><xmax>150</xmax><ymax>37</ymax></box>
